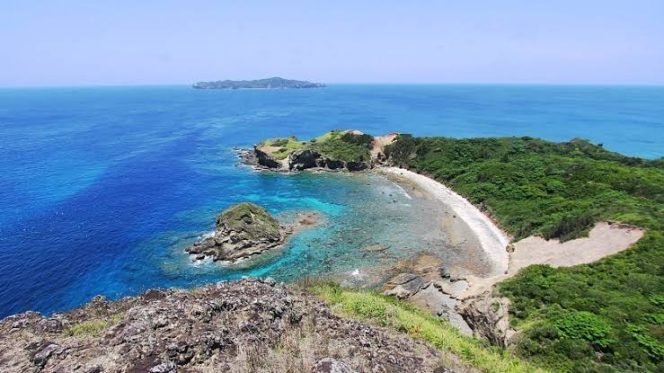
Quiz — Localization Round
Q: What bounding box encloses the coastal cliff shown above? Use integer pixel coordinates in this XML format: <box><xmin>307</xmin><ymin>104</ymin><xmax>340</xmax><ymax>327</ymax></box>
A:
<box><xmin>244</xmin><ymin>130</ymin><xmax>398</xmax><ymax>172</ymax></box>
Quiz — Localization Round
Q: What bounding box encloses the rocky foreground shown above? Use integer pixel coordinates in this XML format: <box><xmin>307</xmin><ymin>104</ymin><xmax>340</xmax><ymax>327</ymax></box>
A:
<box><xmin>0</xmin><ymin>279</ymin><xmax>451</xmax><ymax>373</ymax></box>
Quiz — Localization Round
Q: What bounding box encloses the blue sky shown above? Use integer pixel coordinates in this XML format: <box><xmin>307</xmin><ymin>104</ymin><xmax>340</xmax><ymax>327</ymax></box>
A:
<box><xmin>1</xmin><ymin>0</ymin><xmax>663</xmax><ymax>86</ymax></box>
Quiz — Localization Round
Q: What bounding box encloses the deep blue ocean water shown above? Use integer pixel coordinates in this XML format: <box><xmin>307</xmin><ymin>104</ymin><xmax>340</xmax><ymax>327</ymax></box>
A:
<box><xmin>1</xmin><ymin>85</ymin><xmax>663</xmax><ymax>318</ymax></box>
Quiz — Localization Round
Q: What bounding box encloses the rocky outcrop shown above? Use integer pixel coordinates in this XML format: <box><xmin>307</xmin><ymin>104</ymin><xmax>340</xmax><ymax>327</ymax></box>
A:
<box><xmin>383</xmin><ymin>273</ymin><xmax>426</xmax><ymax>299</ymax></box>
<box><xmin>457</xmin><ymin>290</ymin><xmax>515</xmax><ymax>347</ymax></box>
<box><xmin>186</xmin><ymin>203</ymin><xmax>318</xmax><ymax>262</ymax></box>
<box><xmin>317</xmin><ymin>157</ymin><xmax>345</xmax><ymax>170</ymax></box>
<box><xmin>345</xmin><ymin>160</ymin><xmax>369</xmax><ymax>171</ymax></box>
<box><xmin>381</xmin><ymin>253</ymin><xmax>476</xmax><ymax>336</ymax></box>
<box><xmin>381</xmin><ymin>252</ymin><xmax>516</xmax><ymax>344</ymax></box>
<box><xmin>289</xmin><ymin>149</ymin><xmax>321</xmax><ymax>170</ymax></box>
<box><xmin>253</xmin><ymin>150</ymin><xmax>370</xmax><ymax>172</ymax></box>
<box><xmin>246</xmin><ymin>130</ymin><xmax>382</xmax><ymax>172</ymax></box>
<box><xmin>0</xmin><ymin>279</ymin><xmax>449</xmax><ymax>373</ymax></box>
<box><xmin>254</xmin><ymin>146</ymin><xmax>282</xmax><ymax>168</ymax></box>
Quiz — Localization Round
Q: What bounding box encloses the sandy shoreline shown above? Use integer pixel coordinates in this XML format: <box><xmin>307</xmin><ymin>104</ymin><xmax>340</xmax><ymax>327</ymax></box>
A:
<box><xmin>377</xmin><ymin>167</ymin><xmax>510</xmax><ymax>277</ymax></box>
<box><xmin>376</xmin><ymin>166</ymin><xmax>644</xmax><ymax>297</ymax></box>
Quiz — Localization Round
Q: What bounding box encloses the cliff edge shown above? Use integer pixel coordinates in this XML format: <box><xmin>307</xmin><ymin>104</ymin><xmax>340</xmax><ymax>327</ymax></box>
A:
<box><xmin>0</xmin><ymin>279</ymin><xmax>450</xmax><ymax>373</ymax></box>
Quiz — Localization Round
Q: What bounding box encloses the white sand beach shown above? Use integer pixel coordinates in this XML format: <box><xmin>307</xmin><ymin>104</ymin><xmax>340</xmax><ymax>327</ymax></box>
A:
<box><xmin>378</xmin><ymin>166</ymin><xmax>645</xmax><ymax>299</ymax></box>
<box><xmin>378</xmin><ymin>167</ymin><xmax>510</xmax><ymax>277</ymax></box>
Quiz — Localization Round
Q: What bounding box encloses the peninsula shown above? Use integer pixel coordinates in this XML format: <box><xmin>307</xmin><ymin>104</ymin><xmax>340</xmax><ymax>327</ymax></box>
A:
<box><xmin>192</xmin><ymin>77</ymin><xmax>324</xmax><ymax>89</ymax></box>
<box><xmin>244</xmin><ymin>130</ymin><xmax>662</xmax><ymax>372</ymax></box>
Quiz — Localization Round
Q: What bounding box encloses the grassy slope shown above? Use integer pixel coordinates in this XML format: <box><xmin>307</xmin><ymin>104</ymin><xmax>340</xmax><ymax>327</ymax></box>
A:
<box><xmin>259</xmin><ymin>130</ymin><xmax>373</xmax><ymax>162</ymax></box>
<box><xmin>312</xmin><ymin>283</ymin><xmax>546</xmax><ymax>373</ymax></box>
<box><xmin>259</xmin><ymin>136</ymin><xmax>307</xmax><ymax>160</ymax></box>
<box><xmin>384</xmin><ymin>136</ymin><xmax>664</xmax><ymax>372</ymax></box>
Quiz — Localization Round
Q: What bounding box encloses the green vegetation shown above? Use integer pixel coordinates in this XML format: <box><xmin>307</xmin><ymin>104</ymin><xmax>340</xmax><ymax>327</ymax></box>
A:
<box><xmin>385</xmin><ymin>135</ymin><xmax>664</xmax><ymax>371</ymax></box>
<box><xmin>258</xmin><ymin>136</ymin><xmax>307</xmax><ymax>160</ymax></box>
<box><xmin>310</xmin><ymin>130</ymin><xmax>373</xmax><ymax>162</ymax></box>
<box><xmin>312</xmin><ymin>283</ymin><xmax>547</xmax><ymax>373</ymax></box>
<box><xmin>259</xmin><ymin>130</ymin><xmax>373</xmax><ymax>162</ymax></box>
<box><xmin>65</xmin><ymin>313</ymin><xmax>124</xmax><ymax>337</ymax></box>
<box><xmin>216</xmin><ymin>202</ymin><xmax>281</xmax><ymax>239</ymax></box>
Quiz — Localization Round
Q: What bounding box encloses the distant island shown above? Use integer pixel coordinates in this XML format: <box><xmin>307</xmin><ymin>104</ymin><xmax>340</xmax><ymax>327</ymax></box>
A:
<box><xmin>192</xmin><ymin>77</ymin><xmax>325</xmax><ymax>89</ymax></box>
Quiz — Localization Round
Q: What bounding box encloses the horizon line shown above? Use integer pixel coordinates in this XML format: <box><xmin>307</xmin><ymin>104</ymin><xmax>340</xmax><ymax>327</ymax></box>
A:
<box><xmin>2</xmin><ymin>81</ymin><xmax>664</xmax><ymax>89</ymax></box>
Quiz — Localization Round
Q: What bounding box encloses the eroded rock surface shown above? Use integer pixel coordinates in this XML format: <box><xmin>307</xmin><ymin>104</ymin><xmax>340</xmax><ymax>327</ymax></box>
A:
<box><xmin>0</xmin><ymin>279</ymin><xmax>450</xmax><ymax>373</ymax></box>
<box><xmin>457</xmin><ymin>290</ymin><xmax>515</xmax><ymax>347</ymax></box>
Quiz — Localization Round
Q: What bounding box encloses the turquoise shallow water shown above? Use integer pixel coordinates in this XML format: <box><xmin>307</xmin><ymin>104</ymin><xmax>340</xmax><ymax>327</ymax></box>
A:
<box><xmin>0</xmin><ymin>85</ymin><xmax>663</xmax><ymax>317</ymax></box>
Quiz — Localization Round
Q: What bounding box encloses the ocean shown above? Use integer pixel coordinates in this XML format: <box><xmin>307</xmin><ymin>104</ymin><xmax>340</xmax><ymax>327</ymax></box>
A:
<box><xmin>1</xmin><ymin>84</ymin><xmax>663</xmax><ymax>318</ymax></box>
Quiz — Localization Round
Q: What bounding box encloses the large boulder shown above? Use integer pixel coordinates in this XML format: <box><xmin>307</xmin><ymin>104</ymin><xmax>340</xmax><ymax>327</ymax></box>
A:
<box><xmin>457</xmin><ymin>290</ymin><xmax>516</xmax><ymax>347</ymax></box>
<box><xmin>186</xmin><ymin>203</ymin><xmax>284</xmax><ymax>262</ymax></box>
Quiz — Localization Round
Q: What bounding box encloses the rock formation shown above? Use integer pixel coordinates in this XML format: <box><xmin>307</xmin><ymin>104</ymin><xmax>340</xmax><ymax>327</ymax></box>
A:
<box><xmin>186</xmin><ymin>203</ymin><xmax>318</xmax><ymax>262</ymax></box>
<box><xmin>457</xmin><ymin>290</ymin><xmax>515</xmax><ymax>347</ymax></box>
<box><xmin>247</xmin><ymin>130</ymin><xmax>399</xmax><ymax>172</ymax></box>
<box><xmin>0</xmin><ymin>279</ymin><xmax>451</xmax><ymax>372</ymax></box>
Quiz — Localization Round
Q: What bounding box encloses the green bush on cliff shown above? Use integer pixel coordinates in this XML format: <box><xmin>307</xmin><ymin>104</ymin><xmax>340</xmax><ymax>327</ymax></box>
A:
<box><xmin>216</xmin><ymin>202</ymin><xmax>281</xmax><ymax>240</ymax></box>
<box><xmin>310</xmin><ymin>130</ymin><xmax>373</xmax><ymax>162</ymax></box>
<box><xmin>259</xmin><ymin>130</ymin><xmax>373</xmax><ymax>162</ymax></box>
<box><xmin>385</xmin><ymin>136</ymin><xmax>664</xmax><ymax>371</ymax></box>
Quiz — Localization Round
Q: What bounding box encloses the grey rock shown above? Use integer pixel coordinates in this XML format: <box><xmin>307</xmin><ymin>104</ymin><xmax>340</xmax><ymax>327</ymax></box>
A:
<box><xmin>432</xmin><ymin>280</ymin><xmax>468</xmax><ymax>299</ymax></box>
<box><xmin>458</xmin><ymin>290</ymin><xmax>516</xmax><ymax>347</ymax></box>
<box><xmin>150</xmin><ymin>361</ymin><xmax>176</xmax><ymax>373</ymax></box>
<box><xmin>311</xmin><ymin>358</ymin><xmax>354</xmax><ymax>373</ymax></box>
<box><xmin>0</xmin><ymin>279</ymin><xmax>448</xmax><ymax>372</ymax></box>
<box><xmin>384</xmin><ymin>273</ymin><xmax>425</xmax><ymax>299</ymax></box>
<box><xmin>32</xmin><ymin>342</ymin><xmax>59</xmax><ymax>368</ymax></box>
<box><xmin>37</xmin><ymin>318</ymin><xmax>63</xmax><ymax>333</ymax></box>
<box><xmin>185</xmin><ymin>202</ymin><xmax>285</xmax><ymax>262</ymax></box>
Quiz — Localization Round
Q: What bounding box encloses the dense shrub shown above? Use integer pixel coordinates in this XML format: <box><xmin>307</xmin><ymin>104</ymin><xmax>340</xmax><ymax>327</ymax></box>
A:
<box><xmin>385</xmin><ymin>136</ymin><xmax>664</xmax><ymax>371</ymax></box>
<box><xmin>553</xmin><ymin>311</ymin><xmax>613</xmax><ymax>349</ymax></box>
<box><xmin>542</xmin><ymin>212</ymin><xmax>596</xmax><ymax>242</ymax></box>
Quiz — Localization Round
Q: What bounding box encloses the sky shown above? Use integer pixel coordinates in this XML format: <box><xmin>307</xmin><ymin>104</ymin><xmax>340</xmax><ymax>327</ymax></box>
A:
<box><xmin>1</xmin><ymin>0</ymin><xmax>663</xmax><ymax>86</ymax></box>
